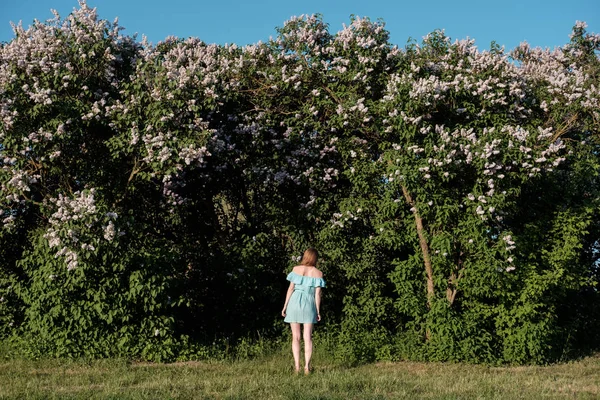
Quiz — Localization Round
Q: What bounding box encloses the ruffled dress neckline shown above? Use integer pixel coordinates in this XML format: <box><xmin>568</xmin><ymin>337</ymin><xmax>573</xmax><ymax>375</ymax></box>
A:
<box><xmin>287</xmin><ymin>271</ymin><xmax>326</xmax><ymax>288</ymax></box>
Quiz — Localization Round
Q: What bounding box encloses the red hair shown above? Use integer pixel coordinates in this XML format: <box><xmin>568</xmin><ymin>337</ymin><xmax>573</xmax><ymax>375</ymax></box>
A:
<box><xmin>299</xmin><ymin>248</ymin><xmax>318</xmax><ymax>266</ymax></box>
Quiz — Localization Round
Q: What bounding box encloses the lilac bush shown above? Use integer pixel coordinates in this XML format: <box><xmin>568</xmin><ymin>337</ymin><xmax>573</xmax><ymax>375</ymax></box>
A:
<box><xmin>0</xmin><ymin>2</ymin><xmax>598</xmax><ymax>362</ymax></box>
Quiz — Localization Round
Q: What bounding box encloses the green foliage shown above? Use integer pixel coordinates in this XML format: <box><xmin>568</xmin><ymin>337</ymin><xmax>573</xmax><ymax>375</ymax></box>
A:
<box><xmin>13</xmin><ymin>226</ymin><xmax>182</xmax><ymax>361</ymax></box>
<box><xmin>0</xmin><ymin>5</ymin><xmax>599</xmax><ymax>364</ymax></box>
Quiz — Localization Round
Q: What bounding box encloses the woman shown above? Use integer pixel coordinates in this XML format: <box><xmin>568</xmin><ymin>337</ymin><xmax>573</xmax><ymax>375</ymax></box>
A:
<box><xmin>281</xmin><ymin>248</ymin><xmax>325</xmax><ymax>374</ymax></box>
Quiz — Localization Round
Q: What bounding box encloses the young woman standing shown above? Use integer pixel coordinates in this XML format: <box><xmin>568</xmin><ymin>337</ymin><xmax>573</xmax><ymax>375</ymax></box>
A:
<box><xmin>281</xmin><ymin>248</ymin><xmax>325</xmax><ymax>374</ymax></box>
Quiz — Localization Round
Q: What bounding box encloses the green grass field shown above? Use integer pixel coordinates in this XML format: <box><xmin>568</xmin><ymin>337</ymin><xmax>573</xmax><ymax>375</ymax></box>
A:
<box><xmin>2</xmin><ymin>348</ymin><xmax>600</xmax><ymax>399</ymax></box>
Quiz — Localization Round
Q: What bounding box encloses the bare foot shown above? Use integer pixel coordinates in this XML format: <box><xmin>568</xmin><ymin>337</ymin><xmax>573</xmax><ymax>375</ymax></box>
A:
<box><xmin>304</xmin><ymin>367</ymin><xmax>310</xmax><ymax>375</ymax></box>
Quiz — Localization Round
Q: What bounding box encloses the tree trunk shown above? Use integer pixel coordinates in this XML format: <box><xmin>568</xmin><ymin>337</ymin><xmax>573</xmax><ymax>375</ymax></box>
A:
<box><xmin>401</xmin><ymin>185</ymin><xmax>435</xmax><ymax>308</ymax></box>
<box><xmin>446</xmin><ymin>254</ymin><xmax>463</xmax><ymax>306</ymax></box>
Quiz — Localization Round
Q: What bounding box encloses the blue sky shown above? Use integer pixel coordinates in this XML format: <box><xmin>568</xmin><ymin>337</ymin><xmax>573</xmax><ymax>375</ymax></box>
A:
<box><xmin>1</xmin><ymin>0</ymin><xmax>598</xmax><ymax>50</ymax></box>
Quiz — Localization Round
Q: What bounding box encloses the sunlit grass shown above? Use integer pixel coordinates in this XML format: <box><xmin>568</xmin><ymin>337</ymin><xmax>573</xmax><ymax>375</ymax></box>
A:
<box><xmin>1</xmin><ymin>344</ymin><xmax>600</xmax><ymax>399</ymax></box>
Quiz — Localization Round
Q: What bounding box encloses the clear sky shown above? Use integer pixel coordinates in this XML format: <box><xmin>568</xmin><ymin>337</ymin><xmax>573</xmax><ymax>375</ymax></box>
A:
<box><xmin>1</xmin><ymin>0</ymin><xmax>598</xmax><ymax>50</ymax></box>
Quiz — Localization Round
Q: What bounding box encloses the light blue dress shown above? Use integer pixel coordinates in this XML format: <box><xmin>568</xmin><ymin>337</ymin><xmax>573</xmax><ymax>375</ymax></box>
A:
<box><xmin>284</xmin><ymin>271</ymin><xmax>326</xmax><ymax>324</ymax></box>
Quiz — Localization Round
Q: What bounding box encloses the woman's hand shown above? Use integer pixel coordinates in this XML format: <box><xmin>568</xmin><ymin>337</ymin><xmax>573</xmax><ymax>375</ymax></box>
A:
<box><xmin>281</xmin><ymin>309</ymin><xmax>286</xmax><ymax>317</ymax></box>
<box><xmin>317</xmin><ymin>313</ymin><xmax>321</xmax><ymax>322</ymax></box>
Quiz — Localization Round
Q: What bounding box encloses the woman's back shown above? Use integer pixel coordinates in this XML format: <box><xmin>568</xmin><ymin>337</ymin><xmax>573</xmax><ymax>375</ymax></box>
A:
<box><xmin>292</xmin><ymin>265</ymin><xmax>323</xmax><ymax>279</ymax></box>
<box><xmin>282</xmin><ymin>248</ymin><xmax>323</xmax><ymax>374</ymax></box>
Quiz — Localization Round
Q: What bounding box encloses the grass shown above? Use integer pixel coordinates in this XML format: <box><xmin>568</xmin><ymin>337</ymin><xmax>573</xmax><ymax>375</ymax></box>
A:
<box><xmin>1</xmin><ymin>347</ymin><xmax>600</xmax><ymax>399</ymax></box>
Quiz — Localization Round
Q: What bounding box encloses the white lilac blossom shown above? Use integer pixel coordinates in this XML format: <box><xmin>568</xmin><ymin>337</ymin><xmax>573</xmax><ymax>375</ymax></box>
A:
<box><xmin>42</xmin><ymin>190</ymin><xmax>121</xmax><ymax>270</ymax></box>
<box><xmin>330</xmin><ymin>208</ymin><xmax>361</xmax><ymax>228</ymax></box>
<box><xmin>103</xmin><ymin>221</ymin><xmax>116</xmax><ymax>241</ymax></box>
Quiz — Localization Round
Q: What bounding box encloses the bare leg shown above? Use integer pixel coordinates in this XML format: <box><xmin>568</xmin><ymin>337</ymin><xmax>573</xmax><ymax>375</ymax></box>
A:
<box><xmin>290</xmin><ymin>323</ymin><xmax>301</xmax><ymax>372</ymax></box>
<box><xmin>303</xmin><ymin>323</ymin><xmax>314</xmax><ymax>373</ymax></box>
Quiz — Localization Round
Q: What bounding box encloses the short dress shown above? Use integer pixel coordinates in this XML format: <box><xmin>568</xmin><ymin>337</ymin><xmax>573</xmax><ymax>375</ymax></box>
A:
<box><xmin>284</xmin><ymin>271</ymin><xmax>326</xmax><ymax>324</ymax></box>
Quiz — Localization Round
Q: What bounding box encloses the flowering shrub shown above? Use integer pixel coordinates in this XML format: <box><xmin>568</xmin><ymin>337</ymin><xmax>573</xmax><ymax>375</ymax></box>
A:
<box><xmin>0</xmin><ymin>2</ymin><xmax>598</xmax><ymax>363</ymax></box>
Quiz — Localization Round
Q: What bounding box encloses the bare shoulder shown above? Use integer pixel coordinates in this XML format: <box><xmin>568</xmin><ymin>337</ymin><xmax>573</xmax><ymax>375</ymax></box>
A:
<box><xmin>292</xmin><ymin>265</ymin><xmax>304</xmax><ymax>274</ymax></box>
<box><xmin>310</xmin><ymin>268</ymin><xmax>323</xmax><ymax>279</ymax></box>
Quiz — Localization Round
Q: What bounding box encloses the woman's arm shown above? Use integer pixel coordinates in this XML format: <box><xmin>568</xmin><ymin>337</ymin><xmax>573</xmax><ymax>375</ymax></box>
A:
<box><xmin>315</xmin><ymin>287</ymin><xmax>322</xmax><ymax>321</ymax></box>
<box><xmin>281</xmin><ymin>283</ymin><xmax>295</xmax><ymax>317</ymax></box>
